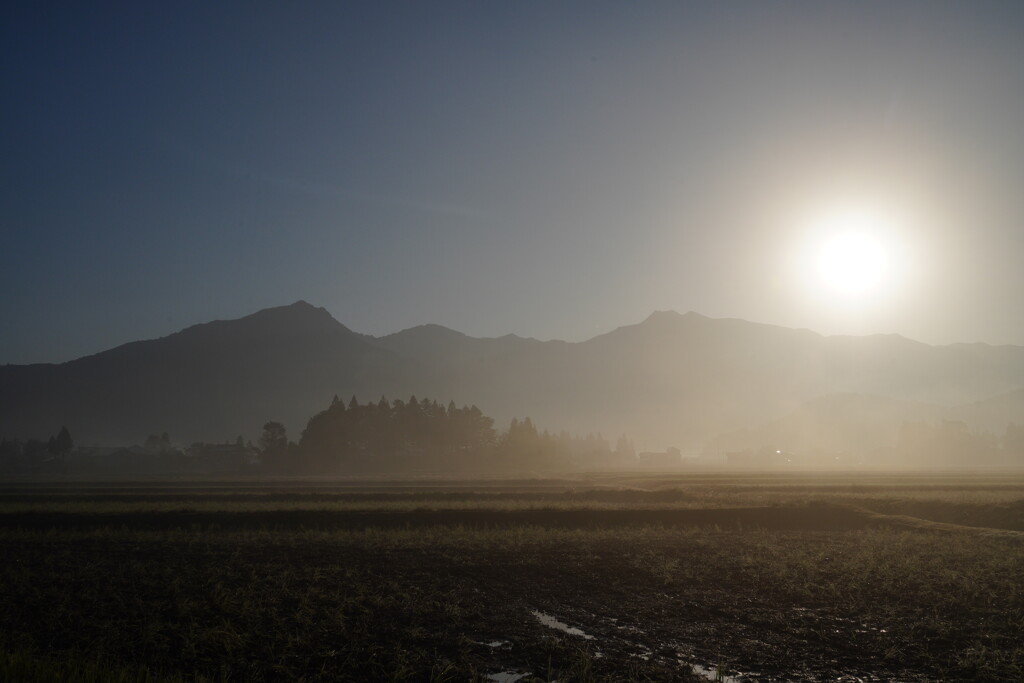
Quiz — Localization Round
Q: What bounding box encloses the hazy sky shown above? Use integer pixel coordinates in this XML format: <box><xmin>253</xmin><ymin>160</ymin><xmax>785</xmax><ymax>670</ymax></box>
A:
<box><xmin>4</xmin><ymin>1</ymin><xmax>1024</xmax><ymax>363</ymax></box>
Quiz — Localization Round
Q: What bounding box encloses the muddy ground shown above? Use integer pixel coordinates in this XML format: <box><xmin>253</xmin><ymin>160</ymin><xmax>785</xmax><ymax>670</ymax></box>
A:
<box><xmin>0</xmin><ymin>483</ymin><xmax>1022</xmax><ymax>681</ymax></box>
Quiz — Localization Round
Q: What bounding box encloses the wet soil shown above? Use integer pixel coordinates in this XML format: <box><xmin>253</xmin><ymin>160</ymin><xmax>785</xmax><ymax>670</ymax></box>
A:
<box><xmin>0</xmin><ymin>494</ymin><xmax>1021</xmax><ymax>681</ymax></box>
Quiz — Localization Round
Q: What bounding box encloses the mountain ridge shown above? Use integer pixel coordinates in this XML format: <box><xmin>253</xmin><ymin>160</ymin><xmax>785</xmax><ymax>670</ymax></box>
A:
<box><xmin>3</xmin><ymin>300</ymin><xmax>1024</xmax><ymax>455</ymax></box>
<box><xmin>10</xmin><ymin>301</ymin><xmax>1022</xmax><ymax>368</ymax></box>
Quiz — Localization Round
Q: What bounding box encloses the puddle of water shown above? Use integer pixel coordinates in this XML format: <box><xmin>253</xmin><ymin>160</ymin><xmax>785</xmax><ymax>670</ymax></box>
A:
<box><xmin>632</xmin><ymin>645</ymin><xmax>653</xmax><ymax>661</ymax></box>
<box><xmin>469</xmin><ymin>638</ymin><xmax>510</xmax><ymax>648</ymax></box>
<box><xmin>486</xmin><ymin>671</ymin><xmax>529</xmax><ymax>683</ymax></box>
<box><xmin>532</xmin><ymin>610</ymin><xmax>594</xmax><ymax>639</ymax></box>
<box><xmin>525</xmin><ymin>611</ymin><xmax>751</xmax><ymax>681</ymax></box>
<box><xmin>691</xmin><ymin>663</ymin><xmax>743</xmax><ymax>683</ymax></box>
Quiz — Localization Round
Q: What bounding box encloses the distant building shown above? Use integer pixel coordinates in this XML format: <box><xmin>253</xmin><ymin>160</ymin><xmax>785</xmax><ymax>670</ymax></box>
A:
<box><xmin>637</xmin><ymin>446</ymin><xmax>682</xmax><ymax>467</ymax></box>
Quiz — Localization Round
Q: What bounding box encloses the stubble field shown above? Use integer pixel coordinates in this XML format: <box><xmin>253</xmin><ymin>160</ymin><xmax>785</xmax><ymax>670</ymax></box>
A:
<box><xmin>1</xmin><ymin>473</ymin><xmax>1022</xmax><ymax>682</ymax></box>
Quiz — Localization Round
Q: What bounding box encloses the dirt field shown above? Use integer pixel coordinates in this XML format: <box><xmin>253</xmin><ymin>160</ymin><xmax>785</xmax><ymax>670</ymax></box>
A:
<box><xmin>1</xmin><ymin>473</ymin><xmax>1022</xmax><ymax>681</ymax></box>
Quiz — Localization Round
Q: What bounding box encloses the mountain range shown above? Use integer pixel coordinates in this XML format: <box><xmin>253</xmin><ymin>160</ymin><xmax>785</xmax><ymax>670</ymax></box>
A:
<box><xmin>3</xmin><ymin>301</ymin><xmax>1024</xmax><ymax>456</ymax></box>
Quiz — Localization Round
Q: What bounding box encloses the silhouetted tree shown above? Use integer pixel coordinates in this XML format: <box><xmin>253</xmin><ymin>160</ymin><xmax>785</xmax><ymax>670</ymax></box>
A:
<box><xmin>260</xmin><ymin>421</ymin><xmax>287</xmax><ymax>452</ymax></box>
<box><xmin>55</xmin><ymin>426</ymin><xmax>73</xmax><ymax>460</ymax></box>
<box><xmin>260</xmin><ymin>421</ymin><xmax>289</xmax><ymax>471</ymax></box>
<box><xmin>144</xmin><ymin>431</ymin><xmax>172</xmax><ymax>453</ymax></box>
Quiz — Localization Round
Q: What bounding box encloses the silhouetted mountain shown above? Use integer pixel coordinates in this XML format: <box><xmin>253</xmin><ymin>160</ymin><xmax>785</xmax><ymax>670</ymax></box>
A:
<box><xmin>0</xmin><ymin>301</ymin><xmax>402</xmax><ymax>444</ymax></box>
<box><xmin>3</xmin><ymin>303</ymin><xmax>1024</xmax><ymax>456</ymax></box>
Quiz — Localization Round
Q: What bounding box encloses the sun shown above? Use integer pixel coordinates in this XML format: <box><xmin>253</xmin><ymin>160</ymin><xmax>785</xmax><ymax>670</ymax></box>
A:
<box><xmin>786</xmin><ymin>195</ymin><xmax>932</xmax><ymax>331</ymax></box>
<box><xmin>817</xmin><ymin>230</ymin><xmax>887</xmax><ymax>296</ymax></box>
<box><xmin>803</xmin><ymin>205</ymin><xmax>895</xmax><ymax>301</ymax></box>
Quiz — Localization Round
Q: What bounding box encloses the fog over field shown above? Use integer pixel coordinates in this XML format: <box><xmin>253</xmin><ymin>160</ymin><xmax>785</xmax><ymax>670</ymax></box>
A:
<box><xmin>4</xmin><ymin>3</ymin><xmax>1024</xmax><ymax>678</ymax></box>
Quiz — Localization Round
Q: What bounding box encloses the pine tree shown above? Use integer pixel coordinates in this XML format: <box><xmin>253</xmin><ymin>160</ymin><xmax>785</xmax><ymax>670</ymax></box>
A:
<box><xmin>55</xmin><ymin>426</ymin><xmax>74</xmax><ymax>459</ymax></box>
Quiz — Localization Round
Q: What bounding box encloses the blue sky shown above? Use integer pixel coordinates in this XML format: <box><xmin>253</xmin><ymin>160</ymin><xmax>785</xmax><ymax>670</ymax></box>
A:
<box><xmin>4</xmin><ymin>1</ymin><xmax>1024</xmax><ymax>363</ymax></box>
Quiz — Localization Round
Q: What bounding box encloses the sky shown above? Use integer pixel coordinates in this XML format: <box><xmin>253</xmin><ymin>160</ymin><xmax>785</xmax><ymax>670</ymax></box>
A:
<box><xmin>4</xmin><ymin>1</ymin><xmax>1024</xmax><ymax>364</ymax></box>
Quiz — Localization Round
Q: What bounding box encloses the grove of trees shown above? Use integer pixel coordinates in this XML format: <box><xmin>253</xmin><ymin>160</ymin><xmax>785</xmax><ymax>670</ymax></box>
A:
<box><xmin>289</xmin><ymin>395</ymin><xmax>628</xmax><ymax>473</ymax></box>
<box><xmin>0</xmin><ymin>426</ymin><xmax>73</xmax><ymax>472</ymax></box>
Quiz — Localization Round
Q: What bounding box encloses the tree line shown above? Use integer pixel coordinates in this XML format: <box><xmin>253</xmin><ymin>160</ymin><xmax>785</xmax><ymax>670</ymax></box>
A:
<box><xmin>0</xmin><ymin>396</ymin><xmax>633</xmax><ymax>475</ymax></box>
<box><xmin>261</xmin><ymin>395</ymin><xmax>633</xmax><ymax>473</ymax></box>
<box><xmin>0</xmin><ymin>426</ymin><xmax>74</xmax><ymax>469</ymax></box>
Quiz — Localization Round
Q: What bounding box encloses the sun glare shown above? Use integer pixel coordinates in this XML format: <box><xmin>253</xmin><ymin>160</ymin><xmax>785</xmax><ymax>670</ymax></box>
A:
<box><xmin>800</xmin><ymin>205</ymin><xmax>896</xmax><ymax>303</ymax></box>
<box><xmin>817</xmin><ymin>231</ymin><xmax>887</xmax><ymax>295</ymax></box>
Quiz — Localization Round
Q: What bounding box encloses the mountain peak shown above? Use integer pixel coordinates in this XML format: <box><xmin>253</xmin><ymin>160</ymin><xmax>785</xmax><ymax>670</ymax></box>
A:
<box><xmin>401</xmin><ymin>323</ymin><xmax>467</xmax><ymax>337</ymax></box>
<box><xmin>380</xmin><ymin>323</ymin><xmax>471</xmax><ymax>346</ymax></box>
<box><xmin>635</xmin><ymin>310</ymin><xmax>713</xmax><ymax>330</ymax></box>
<box><xmin>170</xmin><ymin>300</ymin><xmax>354</xmax><ymax>341</ymax></box>
<box><xmin>264</xmin><ymin>299</ymin><xmax>329</xmax><ymax>317</ymax></box>
<box><xmin>246</xmin><ymin>300</ymin><xmax>337</xmax><ymax>323</ymax></box>
<box><xmin>641</xmin><ymin>310</ymin><xmax>708</xmax><ymax>324</ymax></box>
<box><xmin>643</xmin><ymin>309</ymin><xmax>681</xmax><ymax>321</ymax></box>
